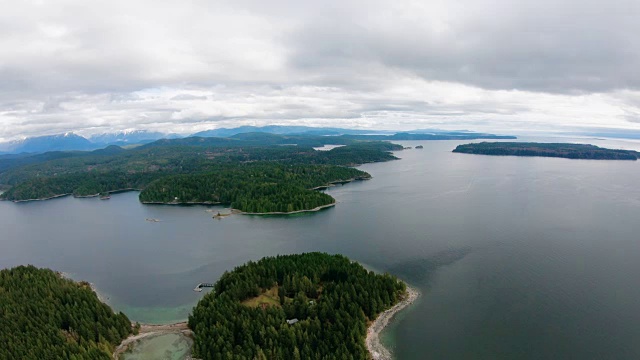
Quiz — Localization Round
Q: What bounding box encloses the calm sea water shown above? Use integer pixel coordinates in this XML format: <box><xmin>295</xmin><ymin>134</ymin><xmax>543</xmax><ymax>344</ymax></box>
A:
<box><xmin>2</xmin><ymin>138</ymin><xmax>640</xmax><ymax>359</ymax></box>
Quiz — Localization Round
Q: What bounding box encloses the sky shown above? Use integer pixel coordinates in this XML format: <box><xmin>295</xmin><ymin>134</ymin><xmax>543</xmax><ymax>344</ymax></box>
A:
<box><xmin>0</xmin><ymin>0</ymin><xmax>639</xmax><ymax>141</ymax></box>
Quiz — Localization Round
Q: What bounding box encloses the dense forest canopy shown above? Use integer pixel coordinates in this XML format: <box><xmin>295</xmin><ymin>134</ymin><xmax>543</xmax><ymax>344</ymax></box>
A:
<box><xmin>0</xmin><ymin>135</ymin><xmax>401</xmax><ymax>212</ymax></box>
<box><xmin>453</xmin><ymin>142</ymin><xmax>640</xmax><ymax>160</ymax></box>
<box><xmin>188</xmin><ymin>252</ymin><xmax>406</xmax><ymax>360</ymax></box>
<box><xmin>0</xmin><ymin>266</ymin><xmax>132</xmax><ymax>360</ymax></box>
<box><xmin>140</xmin><ymin>164</ymin><xmax>369</xmax><ymax>213</ymax></box>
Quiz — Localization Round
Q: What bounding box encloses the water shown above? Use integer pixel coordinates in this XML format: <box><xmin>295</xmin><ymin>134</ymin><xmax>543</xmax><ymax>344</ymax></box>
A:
<box><xmin>2</xmin><ymin>138</ymin><xmax>640</xmax><ymax>358</ymax></box>
<box><xmin>121</xmin><ymin>333</ymin><xmax>193</xmax><ymax>360</ymax></box>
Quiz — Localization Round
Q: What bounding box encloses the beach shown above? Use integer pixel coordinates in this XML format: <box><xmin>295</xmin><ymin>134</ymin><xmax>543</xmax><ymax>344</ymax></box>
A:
<box><xmin>367</xmin><ymin>285</ymin><xmax>420</xmax><ymax>360</ymax></box>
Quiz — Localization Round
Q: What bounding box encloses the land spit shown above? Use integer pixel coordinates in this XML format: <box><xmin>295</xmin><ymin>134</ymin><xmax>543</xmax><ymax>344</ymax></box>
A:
<box><xmin>366</xmin><ymin>285</ymin><xmax>420</xmax><ymax>360</ymax></box>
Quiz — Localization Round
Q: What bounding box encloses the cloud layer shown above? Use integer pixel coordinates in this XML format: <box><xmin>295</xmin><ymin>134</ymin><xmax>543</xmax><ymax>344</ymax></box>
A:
<box><xmin>1</xmin><ymin>0</ymin><xmax>639</xmax><ymax>141</ymax></box>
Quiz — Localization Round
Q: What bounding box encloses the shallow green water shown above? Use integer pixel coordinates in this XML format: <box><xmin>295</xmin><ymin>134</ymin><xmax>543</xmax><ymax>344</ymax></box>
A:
<box><xmin>122</xmin><ymin>333</ymin><xmax>192</xmax><ymax>360</ymax></box>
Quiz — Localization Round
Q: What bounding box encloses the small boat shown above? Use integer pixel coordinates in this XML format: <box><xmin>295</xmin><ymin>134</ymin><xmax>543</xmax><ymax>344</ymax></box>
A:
<box><xmin>100</xmin><ymin>195</ymin><xmax>111</xmax><ymax>200</ymax></box>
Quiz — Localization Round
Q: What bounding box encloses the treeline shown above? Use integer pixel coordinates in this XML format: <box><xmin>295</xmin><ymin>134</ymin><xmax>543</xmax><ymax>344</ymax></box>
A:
<box><xmin>1</xmin><ymin>140</ymin><xmax>398</xmax><ymax>208</ymax></box>
<box><xmin>1</xmin><ymin>172</ymin><xmax>159</xmax><ymax>201</ymax></box>
<box><xmin>139</xmin><ymin>164</ymin><xmax>368</xmax><ymax>212</ymax></box>
<box><xmin>189</xmin><ymin>253</ymin><xmax>406</xmax><ymax>359</ymax></box>
<box><xmin>0</xmin><ymin>266</ymin><xmax>132</xmax><ymax>360</ymax></box>
<box><xmin>0</xmin><ymin>141</ymin><xmax>399</xmax><ymax>186</ymax></box>
<box><xmin>453</xmin><ymin>142</ymin><xmax>640</xmax><ymax>160</ymax></box>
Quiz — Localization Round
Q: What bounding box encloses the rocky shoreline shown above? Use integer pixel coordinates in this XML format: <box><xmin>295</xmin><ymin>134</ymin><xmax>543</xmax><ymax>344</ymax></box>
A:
<box><xmin>233</xmin><ymin>202</ymin><xmax>336</xmax><ymax>215</ymax></box>
<box><xmin>366</xmin><ymin>285</ymin><xmax>420</xmax><ymax>360</ymax></box>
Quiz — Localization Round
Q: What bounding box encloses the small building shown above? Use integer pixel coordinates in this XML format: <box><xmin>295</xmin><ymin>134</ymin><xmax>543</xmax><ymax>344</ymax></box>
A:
<box><xmin>286</xmin><ymin>319</ymin><xmax>299</xmax><ymax>325</ymax></box>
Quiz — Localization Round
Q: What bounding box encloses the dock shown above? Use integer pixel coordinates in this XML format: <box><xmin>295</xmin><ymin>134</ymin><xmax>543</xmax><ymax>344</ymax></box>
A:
<box><xmin>193</xmin><ymin>283</ymin><xmax>215</xmax><ymax>292</ymax></box>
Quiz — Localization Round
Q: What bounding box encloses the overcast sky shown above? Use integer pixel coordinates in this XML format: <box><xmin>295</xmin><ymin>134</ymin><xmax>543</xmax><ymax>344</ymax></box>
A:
<box><xmin>1</xmin><ymin>0</ymin><xmax>639</xmax><ymax>141</ymax></box>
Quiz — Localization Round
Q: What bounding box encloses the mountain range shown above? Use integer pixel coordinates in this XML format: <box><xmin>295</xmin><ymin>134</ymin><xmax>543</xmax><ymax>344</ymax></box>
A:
<box><xmin>0</xmin><ymin>126</ymin><xmax>516</xmax><ymax>155</ymax></box>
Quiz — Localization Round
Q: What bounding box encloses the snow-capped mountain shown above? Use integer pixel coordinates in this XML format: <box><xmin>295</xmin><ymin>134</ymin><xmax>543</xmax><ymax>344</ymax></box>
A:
<box><xmin>0</xmin><ymin>131</ymin><xmax>181</xmax><ymax>154</ymax></box>
<box><xmin>89</xmin><ymin>130</ymin><xmax>179</xmax><ymax>146</ymax></box>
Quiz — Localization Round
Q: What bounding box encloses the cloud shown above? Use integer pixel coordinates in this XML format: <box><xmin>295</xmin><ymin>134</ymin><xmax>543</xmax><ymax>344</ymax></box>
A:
<box><xmin>0</xmin><ymin>0</ymin><xmax>639</xmax><ymax>141</ymax></box>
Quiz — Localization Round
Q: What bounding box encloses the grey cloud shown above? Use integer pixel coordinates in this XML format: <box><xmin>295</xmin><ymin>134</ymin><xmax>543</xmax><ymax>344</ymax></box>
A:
<box><xmin>170</xmin><ymin>94</ymin><xmax>208</xmax><ymax>101</ymax></box>
<box><xmin>286</xmin><ymin>0</ymin><xmax>640</xmax><ymax>93</ymax></box>
<box><xmin>2</xmin><ymin>0</ymin><xmax>640</xmax><ymax>141</ymax></box>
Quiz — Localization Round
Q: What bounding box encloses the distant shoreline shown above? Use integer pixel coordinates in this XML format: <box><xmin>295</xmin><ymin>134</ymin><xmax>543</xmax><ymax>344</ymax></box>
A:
<box><xmin>366</xmin><ymin>285</ymin><xmax>420</xmax><ymax>360</ymax></box>
<box><xmin>10</xmin><ymin>193</ymin><xmax>72</xmax><ymax>202</ymax></box>
<box><xmin>453</xmin><ymin>142</ymin><xmax>640</xmax><ymax>161</ymax></box>
<box><xmin>4</xmin><ymin>177</ymin><xmax>367</xmax><ymax>207</ymax></box>
<box><xmin>233</xmin><ymin>202</ymin><xmax>336</xmax><ymax>215</ymax></box>
<box><xmin>6</xmin><ymin>188</ymin><xmax>141</xmax><ymax>203</ymax></box>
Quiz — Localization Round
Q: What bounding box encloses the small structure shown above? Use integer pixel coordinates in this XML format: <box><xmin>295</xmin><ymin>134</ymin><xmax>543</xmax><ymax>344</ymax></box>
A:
<box><xmin>194</xmin><ymin>283</ymin><xmax>215</xmax><ymax>292</ymax></box>
<box><xmin>286</xmin><ymin>319</ymin><xmax>299</xmax><ymax>325</ymax></box>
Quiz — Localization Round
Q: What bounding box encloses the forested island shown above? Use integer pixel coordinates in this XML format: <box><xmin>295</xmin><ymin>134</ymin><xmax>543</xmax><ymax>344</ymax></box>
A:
<box><xmin>453</xmin><ymin>142</ymin><xmax>640</xmax><ymax>160</ymax></box>
<box><xmin>139</xmin><ymin>164</ymin><xmax>369</xmax><ymax>213</ymax></box>
<box><xmin>188</xmin><ymin>253</ymin><xmax>408</xmax><ymax>359</ymax></box>
<box><xmin>0</xmin><ymin>133</ymin><xmax>402</xmax><ymax>213</ymax></box>
<box><xmin>0</xmin><ymin>266</ymin><xmax>133</xmax><ymax>360</ymax></box>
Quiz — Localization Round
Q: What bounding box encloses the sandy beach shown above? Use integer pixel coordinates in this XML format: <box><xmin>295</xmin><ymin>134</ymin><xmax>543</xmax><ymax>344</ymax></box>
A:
<box><xmin>366</xmin><ymin>285</ymin><xmax>420</xmax><ymax>360</ymax></box>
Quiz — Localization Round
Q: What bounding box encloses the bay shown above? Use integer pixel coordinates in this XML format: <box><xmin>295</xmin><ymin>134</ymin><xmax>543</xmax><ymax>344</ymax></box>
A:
<box><xmin>1</xmin><ymin>138</ymin><xmax>640</xmax><ymax>358</ymax></box>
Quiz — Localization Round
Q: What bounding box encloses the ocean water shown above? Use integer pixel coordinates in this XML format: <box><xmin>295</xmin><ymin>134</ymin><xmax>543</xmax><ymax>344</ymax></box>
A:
<box><xmin>2</xmin><ymin>137</ymin><xmax>640</xmax><ymax>359</ymax></box>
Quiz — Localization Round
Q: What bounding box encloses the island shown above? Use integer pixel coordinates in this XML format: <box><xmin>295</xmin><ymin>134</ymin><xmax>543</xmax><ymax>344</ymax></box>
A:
<box><xmin>452</xmin><ymin>142</ymin><xmax>640</xmax><ymax>160</ymax></box>
<box><xmin>1</xmin><ymin>254</ymin><xmax>418</xmax><ymax>359</ymax></box>
<box><xmin>0</xmin><ymin>134</ymin><xmax>402</xmax><ymax>213</ymax></box>
<box><xmin>139</xmin><ymin>164</ymin><xmax>370</xmax><ymax>213</ymax></box>
<box><xmin>0</xmin><ymin>266</ymin><xmax>133</xmax><ymax>360</ymax></box>
<box><xmin>188</xmin><ymin>252</ymin><xmax>416</xmax><ymax>360</ymax></box>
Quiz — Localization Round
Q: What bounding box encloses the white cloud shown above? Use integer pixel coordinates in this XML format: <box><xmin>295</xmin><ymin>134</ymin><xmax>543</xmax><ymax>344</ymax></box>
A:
<box><xmin>0</xmin><ymin>0</ymin><xmax>639</xmax><ymax>141</ymax></box>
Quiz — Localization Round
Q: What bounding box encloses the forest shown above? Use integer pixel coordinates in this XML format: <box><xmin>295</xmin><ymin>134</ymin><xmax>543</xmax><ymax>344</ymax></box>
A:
<box><xmin>188</xmin><ymin>252</ymin><xmax>406</xmax><ymax>360</ymax></box>
<box><xmin>452</xmin><ymin>142</ymin><xmax>640</xmax><ymax>160</ymax></box>
<box><xmin>139</xmin><ymin>164</ymin><xmax>369</xmax><ymax>213</ymax></box>
<box><xmin>0</xmin><ymin>266</ymin><xmax>132</xmax><ymax>360</ymax></box>
<box><xmin>0</xmin><ymin>137</ymin><xmax>400</xmax><ymax>212</ymax></box>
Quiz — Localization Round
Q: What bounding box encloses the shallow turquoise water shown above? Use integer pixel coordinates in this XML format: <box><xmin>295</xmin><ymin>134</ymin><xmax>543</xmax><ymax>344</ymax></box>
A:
<box><xmin>122</xmin><ymin>333</ymin><xmax>192</xmax><ymax>360</ymax></box>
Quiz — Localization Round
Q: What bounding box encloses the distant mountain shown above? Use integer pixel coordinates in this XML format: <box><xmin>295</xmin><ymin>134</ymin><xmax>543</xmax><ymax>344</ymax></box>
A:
<box><xmin>0</xmin><ymin>130</ymin><xmax>181</xmax><ymax>155</ymax></box>
<box><xmin>563</xmin><ymin>128</ymin><xmax>640</xmax><ymax>140</ymax></box>
<box><xmin>0</xmin><ymin>133</ymin><xmax>95</xmax><ymax>154</ymax></box>
<box><xmin>89</xmin><ymin>130</ymin><xmax>179</xmax><ymax>146</ymax></box>
<box><xmin>192</xmin><ymin>125</ymin><xmax>384</xmax><ymax>137</ymax></box>
<box><xmin>0</xmin><ymin>127</ymin><xmax>515</xmax><ymax>155</ymax></box>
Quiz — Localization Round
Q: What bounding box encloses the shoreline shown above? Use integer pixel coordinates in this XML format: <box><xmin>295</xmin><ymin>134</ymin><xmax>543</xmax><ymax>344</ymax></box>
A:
<box><xmin>6</xmin><ymin>188</ymin><xmax>141</xmax><ymax>203</ymax></box>
<box><xmin>112</xmin><ymin>322</ymin><xmax>192</xmax><ymax>360</ymax></box>
<box><xmin>366</xmin><ymin>285</ymin><xmax>420</xmax><ymax>360</ymax></box>
<box><xmin>142</xmin><ymin>201</ymin><xmax>337</xmax><ymax>215</ymax></box>
<box><xmin>11</xmin><ymin>193</ymin><xmax>72</xmax><ymax>202</ymax></box>
<box><xmin>233</xmin><ymin>202</ymin><xmax>336</xmax><ymax>215</ymax></box>
<box><xmin>141</xmin><ymin>200</ymin><xmax>223</xmax><ymax>206</ymax></box>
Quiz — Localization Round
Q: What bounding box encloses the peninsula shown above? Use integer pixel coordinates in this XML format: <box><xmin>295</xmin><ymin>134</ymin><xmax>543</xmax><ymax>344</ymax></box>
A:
<box><xmin>0</xmin><ymin>134</ymin><xmax>400</xmax><ymax>213</ymax></box>
<box><xmin>453</xmin><ymin>142</ymin><xmax>640</xmax><ymax>160</ymax></box>
<box><xmin>188</xmin><ymin>252</ymin><xmax>412</xmax><ymax>359</ymax></box>
<box><xmin>0</xmin><ymin>266</ymin><xmax>133</xmax><ymax>359</ymax></box>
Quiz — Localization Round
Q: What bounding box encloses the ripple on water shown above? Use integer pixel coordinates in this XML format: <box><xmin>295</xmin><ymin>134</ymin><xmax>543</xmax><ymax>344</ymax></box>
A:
<box><xmin>122</xmin><ymin>333</ymin><xmax>193</xmax><ymax>360</ymax></box>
